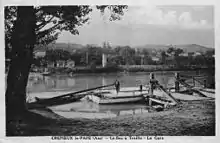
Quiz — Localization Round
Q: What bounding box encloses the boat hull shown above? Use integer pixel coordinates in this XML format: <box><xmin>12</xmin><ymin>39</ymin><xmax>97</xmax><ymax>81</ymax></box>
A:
<box><xmin>87</xmin><ymin>94</ymin><xmax>144</xmax><ymax>104</ymax></box>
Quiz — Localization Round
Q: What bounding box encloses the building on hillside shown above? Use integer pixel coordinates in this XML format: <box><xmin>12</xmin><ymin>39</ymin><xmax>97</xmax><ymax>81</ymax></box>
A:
<box><xmin>47</xmin><ymin>62</ymin><xmax>55</xmax><ymax>68</ymax></box>
<box><xmin>47</xmin><ymin>60</ymin><xmax>65</xmax><ymax>68</ymax></box>
<box><xmin>151</xmin><ymin>57</ymin><xmax>160</xmax><ymax>63</ymax></box>
<box><xmin>188</xmin><ymin>52</ymin><xmax>194</xmax><ymax>57</ymax></box>
<box><xmin>66</xmin><ymin>60</ymin><xmax>75</xmax><ymax>69</ymax></box>
<box><xmin>101</xmin><ymin>47</ymin><xmax>114</xmax><ymax>67</ymax></box>
<box><xmin>165</xmin><ymin>56</ymin><xmax>175</xmax><ymax>66</ymax></box>
<box><xmin>179</xmin><ymin>53</ymin><xmax>188</xmax><ymax>57</ymax></box>
<box><xmin>57</xmin><ymin>60</ymin><xmax>66</xmax><ymax>68</ymax></box>
<box><xmin>47</xmin><ymin>60</ymin><xmax>75</xmax><ymax>68</ymax></box>
<box><xmin>34</xmin><ymin>50</ymin><xmax>46</xmax><ymax>58</ymax></box>
<box><xmin>140</xmin><ymin>54</ymin><xmax>145</xmax><ymax>65</ymax></box>
<box><xmin>193</xmin><ymin>52</ymin><xmax>202</xmax><ymax>56</ymax></box>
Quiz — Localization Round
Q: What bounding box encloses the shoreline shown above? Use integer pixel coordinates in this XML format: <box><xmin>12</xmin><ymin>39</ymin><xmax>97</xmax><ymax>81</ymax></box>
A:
<box><xmin>31</xmin><ymin>66</ymin><xmax>214</xmax><ymax>76</ymax></box>
<box><xmin>8</xmin><ymin>99</ymin><xmax>215</xmax><ymax>136</ymax></box>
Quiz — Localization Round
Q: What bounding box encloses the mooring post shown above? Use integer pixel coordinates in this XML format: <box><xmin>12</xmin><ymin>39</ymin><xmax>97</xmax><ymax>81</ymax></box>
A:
<box><xmin>175</xmin><ymin>72</ymin><xmax>180</xmax><ymax>92</ymax></box>
<box><xmin>193</xmin><ymin>77</ymin><xmax>195</xmax><ymax>87</ymax></box>
<box><xmin>149</xmin><ymin>98</ymin><xmax>152</xmax><ymax>106</ymax></box>
<box><xmin>149</xmin><ymin>72</ymin><xmax>155</xmax><ymax>95</ymax></box>
<box><xmin>204</xmin><ymin>79</ymin><xmax>207</xmax><ymax>88</ymax></box>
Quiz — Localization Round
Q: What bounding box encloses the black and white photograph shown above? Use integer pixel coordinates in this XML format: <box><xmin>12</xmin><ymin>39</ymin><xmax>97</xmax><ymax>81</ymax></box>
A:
<box><xmin>3</xmin><ymin>0</ymin><xmax>216</xmax><ymax>139</ymax></box>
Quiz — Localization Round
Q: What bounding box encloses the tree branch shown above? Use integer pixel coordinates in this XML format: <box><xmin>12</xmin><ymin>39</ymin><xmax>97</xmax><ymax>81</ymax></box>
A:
<box><xmin>36</xmin><ymin>20</ymin><xmax>65</xmax><ymax>40</ymax></box>
<box><xmin>36</xmin><ymin>15</ymin><xmax>55</xmax><ymax>31</ymax></box>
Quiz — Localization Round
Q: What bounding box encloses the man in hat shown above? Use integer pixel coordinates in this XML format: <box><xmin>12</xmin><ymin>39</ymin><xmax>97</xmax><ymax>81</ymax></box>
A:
<box><xmin>115</xmin><ymin>80</ymin><xmax>120</xmax><ymax>94</ymax></box>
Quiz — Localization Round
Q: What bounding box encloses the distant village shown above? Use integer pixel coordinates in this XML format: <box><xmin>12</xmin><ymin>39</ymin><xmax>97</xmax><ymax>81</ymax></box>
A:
<box><xmin>27</xmin><ymin>42</ymin><xmax>214</xmax><ymax>73</ymax></box>
<box><xmin>4</xmin><ymin>42</ymin><xmax>214</xmax><ymax>74</ymax></box>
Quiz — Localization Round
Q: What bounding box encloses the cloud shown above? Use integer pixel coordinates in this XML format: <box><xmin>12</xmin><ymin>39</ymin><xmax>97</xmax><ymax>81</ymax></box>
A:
<box><xmin>192</xmin><ymin>6</ymin><xmax>206</xmax><ymax>11</ymax></box>
<box><xmin>200</xmin><ymin>20</ymin><xmax>207</xmax><ymax>25</ymax></box>
<box><xmin>164</xmin><ymin>11</ymin><xmax>177</xmax><ymax>24</ymax></box>
<box><xmin>82</xmin><ymin>6</ymin><xmax>211</xmax><ymax>30</ymax></box>
<box><xmin>57</xmin><ymin>6</ymin><xmax>213</xmax><ymax>47</ymax></box>
<box><xmin>109</xmin><ymin>5</ymin><xmax>212</xmax><ymax>29</ymax></box>
<box><xmin>178</xmin><ymin>12</ymin><xmax>210</xmax><ymax>29</ymax></box>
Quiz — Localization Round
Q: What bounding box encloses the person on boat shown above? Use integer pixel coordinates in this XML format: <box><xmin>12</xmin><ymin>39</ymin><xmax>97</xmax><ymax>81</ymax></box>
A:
<box><xmin>139</xmin><ymin>84</ymin><xmax>143</xmax><ymax>92</ymax></box>
<box><xmin>115</xmin><ymin>80</ymin><xmax>120</xmax><ymax>94</ymax></box>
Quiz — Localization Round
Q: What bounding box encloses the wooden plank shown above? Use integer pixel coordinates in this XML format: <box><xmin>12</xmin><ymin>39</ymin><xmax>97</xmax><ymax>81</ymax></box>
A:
<box><xmin>149</xmin><ymin>98</ymin><xmax>168</xmax><ymax>105</ymax></box>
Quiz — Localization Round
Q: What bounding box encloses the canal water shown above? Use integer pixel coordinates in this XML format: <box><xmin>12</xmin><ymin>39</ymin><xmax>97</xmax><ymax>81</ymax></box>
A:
<box><xmin>27</xmin><ymin>70</ymin><xmax>213</xmax><ymax>119</ymax></box>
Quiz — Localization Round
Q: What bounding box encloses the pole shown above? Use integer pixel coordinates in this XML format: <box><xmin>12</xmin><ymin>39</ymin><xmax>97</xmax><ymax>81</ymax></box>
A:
<box><xmin>175</xmin><ymin>72</ymin><xmax>180</xmax><ymax>92</ymax></box>
<box><xmin>156</xmin><ymin>84</ymin><xmax>179</xmax><ymax>104</ymax></box>
<box><xmin>149</xmin><ymin>73</ymin><xmax>155</xmax><ymax>95</ymax></box>
<box><xmin>193</xmin><ymin>77</ymin><xmax>195</xmax><ymax>87</ymax></box>
<box><xmin>204</xmin><ymin>79</ymin><xmax>207</xmax><ymax>88</ymax></box>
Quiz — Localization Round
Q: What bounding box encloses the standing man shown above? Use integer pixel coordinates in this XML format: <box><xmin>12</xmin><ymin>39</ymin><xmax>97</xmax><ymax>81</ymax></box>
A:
<box><xmin>139</xmin><ymin>84</ymin><xmax>143</xmax><ymax>92</ymax></box>
<box><xmin>115</xmin><ymin>80</ymin><xmax>120</xmax><ymax>94</ymax></box>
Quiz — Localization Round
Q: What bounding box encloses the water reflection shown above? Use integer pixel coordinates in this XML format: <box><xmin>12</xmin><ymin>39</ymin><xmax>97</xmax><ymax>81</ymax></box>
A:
<box><xmin>49</xmin><ymin>100</ymin><xmax>151</xmax><ymax>119</ymax></box>
<box><xmin>27</xmin><ymin>71</ymin><xmax>212</xmax><ymax>93</ymax></box>
<box><xmin>27</xmin><ymin>72</ymin><xmax>175</xmax><ymax>93</ymax></box>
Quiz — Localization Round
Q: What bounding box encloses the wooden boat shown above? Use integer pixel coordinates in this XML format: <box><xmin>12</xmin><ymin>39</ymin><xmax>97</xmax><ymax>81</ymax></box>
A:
<box><xmin>28</xmin><ymin>93</ymin><xmax>87</xmax><ymax>108</ymax></box>
<box><xmin>41</xmin><ymin>71</ymin><xmax>51</xmax><ymax>76</ymax></box>
<box><xmin>86</xmin><ymin>87</ymin><xmax>149</xmax><ymax>104</ymax></box>
<box><xmin>27</xmin><ymin>83</ymin><xmax>116</xmax><ymax>108</ymax></box>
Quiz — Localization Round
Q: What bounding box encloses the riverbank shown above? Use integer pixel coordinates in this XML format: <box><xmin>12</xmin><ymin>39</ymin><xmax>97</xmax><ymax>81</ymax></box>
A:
<box><xmin>7</xmin><ymin>99</ymin><xmax>215</xmax><ymax>136</ymax></box>
<box><xmin>36</xmin><ymin>65</ymin><xmax>214</xmax><ymax>75</ymax></box>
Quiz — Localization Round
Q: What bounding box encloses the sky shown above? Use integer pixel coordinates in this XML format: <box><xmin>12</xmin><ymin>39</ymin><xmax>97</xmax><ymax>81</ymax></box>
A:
<box><xmin>56</xmin><ymin>5</ymin><xmax>214</xmax><ymax>48</ymax></box>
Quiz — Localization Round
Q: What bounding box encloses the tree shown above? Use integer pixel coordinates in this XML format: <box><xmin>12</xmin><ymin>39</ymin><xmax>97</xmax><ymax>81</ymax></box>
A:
<box><xmin>167</xmin><ymin>46</ymin><xmax>175</xmax><ymax>55</ymax></box>
<box><xmin>166</xmin><ymin>47</ymin><xmax>184</xmax><ymax>67</ymax></box>
<box><xmin>142</xmin><ymin>49</ymin><xmax>152</xmax><ymax>65</ymax></box>
<box><xmin>5</xmin><ymin>5</ymin><xmax>127</xmax><ymax>134</ymax></box>
<box><xmin>86</xmin><ymin>45</ymin><xmax>102</xmax><ymax>66</ymax></box>
<box><xmin>174</xmin><ymin>48</ymin><xmax>184</xmax><ymax>57</ymax></box>
<box><xmin>59</xmin><ymin>50</ymin><xmax>71</xmax><ymax>66</ymax></box>
<box><xmin>5</xmin><ymin>7</ymin><xmax>17</xmax><ymax>60</ymax></box>
<box><xmin>161</xmin><ymin>51</ymin><xmax>167</xmax><ymax>65</ymax></box>
<box><xmin>187</xmin><ymin>52</ymin><xmax>194</xmax><ymax>66</ymax></box>
<box><xmin>205</xmin><ymin>50</ymin><xmax>214</xmax><ymax>58</ymax></box>
<box><xmin>5</xmin><ymin>8</ymin><xmax>37</xmax><ymax>136</ymax></box>
<box><xmin>45</xmin><ymin>49</ymin><xmax>71</xmax><ymax>67</ymax></box>
<box><xmin>174</xmin><ymin>48</ymin><xmax>184</xmax><ymax>68</ymax></box>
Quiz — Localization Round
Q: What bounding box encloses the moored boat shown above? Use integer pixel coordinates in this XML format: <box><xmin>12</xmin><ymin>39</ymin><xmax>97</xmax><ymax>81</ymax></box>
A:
<box><xmin>41</xmin><ymin>71</ymin><xmax>51</xmax><ymax>76</ymax></box>
<box><xmin>87</xmin><ymin>87</ymin><xmax>149</xmax><ymax>104</ymax></box>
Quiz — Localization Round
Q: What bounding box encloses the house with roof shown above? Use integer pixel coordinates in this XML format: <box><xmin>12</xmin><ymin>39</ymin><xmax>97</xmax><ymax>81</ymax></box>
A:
<box><xmin>34</xmin><ymin>50</ymin><xmax>46</xmax><ymax>58</ymax></box>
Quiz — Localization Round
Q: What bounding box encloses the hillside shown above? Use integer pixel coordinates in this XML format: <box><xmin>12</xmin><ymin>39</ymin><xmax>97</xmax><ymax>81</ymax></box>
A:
<box><xmin>135</xmin><ymin>44</ymin><xmax>214</xmax><ymax>53</ymax></box>
<box><xmin>35</xmin><ymin>43</ymin><xmax>214</xmax><ymax>54</ymax></box>
<box><xmin>175</xmin><ymin>44</ymin><xmax>213</xmax><ymax>53</ymax></box>
<box><xmin>34</xmin><ymin>43</ymin><xmax>85</xmax><ymax>53</ymax></box>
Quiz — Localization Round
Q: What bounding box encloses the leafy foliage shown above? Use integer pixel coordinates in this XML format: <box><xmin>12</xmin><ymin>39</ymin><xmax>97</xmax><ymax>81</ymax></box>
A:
<box><xmin>96</xmin><ymin>5</ymin><xmax>128</xmax><ymax>21</ymax></box>
<box><xmin>5</xmin><ymin>5</ymin><xmax>128</xmax><ymax>51</ymax></box>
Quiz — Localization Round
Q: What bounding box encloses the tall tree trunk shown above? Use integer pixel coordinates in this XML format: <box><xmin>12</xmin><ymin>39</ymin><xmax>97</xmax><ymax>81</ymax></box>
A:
<box><xmin>6</xmin><ymin>6</ymin><xmax>36</xmax><ymax>133</ymax></box>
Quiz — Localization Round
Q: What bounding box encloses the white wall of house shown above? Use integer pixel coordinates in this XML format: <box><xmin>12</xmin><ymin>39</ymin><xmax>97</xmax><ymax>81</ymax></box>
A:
<box><xmin>102</xmin><ymin>54</ymin><xmax>107</xmax><ymax>67</ymax></box>
<box><xmin>34</xmin><ymin>51</ymin><xmax>46</xmax><ymax>58</ymax></box>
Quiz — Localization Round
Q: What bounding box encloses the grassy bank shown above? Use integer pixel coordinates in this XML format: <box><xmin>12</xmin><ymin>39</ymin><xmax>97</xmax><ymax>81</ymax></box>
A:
<box><xmin>7</xmin><ymin>99</ymin><xmax>215</xmax><ymax>136</ymax></box>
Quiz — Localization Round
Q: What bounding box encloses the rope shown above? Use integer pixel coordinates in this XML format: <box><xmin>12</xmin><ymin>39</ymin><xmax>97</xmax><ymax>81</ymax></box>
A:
<box><xmin>174</xmin><ymin>77</ymin><xmax>210</xmax><ymax>98</ymax></box>
<box><xmin>180</xmin><ymin>74</ymin><xmax>208</xmax><ymax>79</ymax></box>
<box><xmin>151</xmin><ymin>81</ymin><xmax>179</xmax><ymax>104</ymax></box>
<box><xmin>175</xmin><ymin>77</ymin><xmax>193</xmax><ymax>89</ymax></box>
<box><xmin>193</xmin><ymin>78</ymin><xmax>205</xmax><ymax>85</ymax></box>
